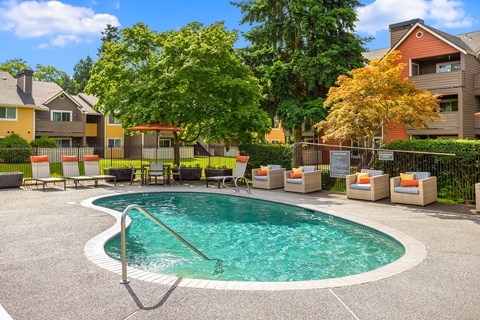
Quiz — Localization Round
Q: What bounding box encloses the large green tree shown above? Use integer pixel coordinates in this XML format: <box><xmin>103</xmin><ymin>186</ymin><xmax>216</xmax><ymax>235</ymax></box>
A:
<box><xmin>35</xmin><ymin>65</ymin><xmax>79</xmax><ymax>94</ymax></box>
<box><xmin>86</xmin><ymin>22</ymin><xmax>270</xmax><ymax>165</ymax></box>
<box><xmin>234</xmin><ymin>0</ymin><xmax>368</xmax><ymax>166</ymax></box>
<box><xmin>0</xmin><ymin>58</ymin><xmax>31</xmax><ymax>76</ymax></box>
<box><xmin>73</xmin><ymin>55</ymin><xmax>94</xmax><ymax>93</ymax></box>
<box><xmin>97</xmin><ymin>23</ymin><xmax>121</xmax><ymax>57</ymax></box>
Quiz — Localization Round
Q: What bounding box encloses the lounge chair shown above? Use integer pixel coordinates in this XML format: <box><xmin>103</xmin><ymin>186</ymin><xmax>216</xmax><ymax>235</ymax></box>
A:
<box><xmin>206</xmin><ymin>155</ymin><xmax>251</xmax><ymax>193</ymax></box>
<box><xmin>346</xmin><ymin>169</ymin><xmax>389</xmax><ymax>201</ymax></box>
<box><xmin>284</xmin><ymin>166</ymin><xmax>322</xmax><ymax>193</ymax></box>
<box><xmin>30</xmin><ymin>155</ymin><xmax>66</xmax><ymax>191</ymax></box>
<box><xmin>61</xmin><ymin>156</ymin><xmax>97</xmax><ymax>189</ymax></box>
<box><xmin>390</xmin><ymin>171</ymin><xmax>437</xmax><ymax>206</ymax></box>
<box><xmin>82</xmin><ymin>155</ymin><xmax>117</xmax><ymax>186</ymax></box>
<box><xmin>146</xmin><ymin>162</ymin><xmax>165</xmax><ymax>186</ymax></box>
<box><xmin>252</xmin><ymin>164</ymin><xmax>285</xmax><ymax>189</ymax></box>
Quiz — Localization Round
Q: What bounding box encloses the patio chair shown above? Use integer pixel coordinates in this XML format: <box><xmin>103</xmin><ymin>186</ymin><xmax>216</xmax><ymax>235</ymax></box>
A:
<box><xmin>82</xmin><ymin>155</ymin><xmax>117</xmax><ymax>186</ymax></box>
<box><xmin>61</xmin><ymin>156</ymin><xmax>97</xmax><ymax>189</ymax></box>
<box><xmin>30</xmin><ymin>155</ymin><xmax>66</xmax><ymax>191</ymax></box>
<box><xmin>147</xmin><ymin>162</ymin><xmax>165</xmax><ymax>186</ymax></box>
<box><xmin>252</xmin><ymin>164</ymin><xmax>286</xmax><ymax>189</ymax></box>
<box><xmin>171</xmin><ymin>164</ymin><xmax>183</xmax><ymax>185</ymax></box>
<box><xmin>390</xmin><ymin>171</ymin><xmax>437</xmax><ymax>206</ymax></box>
<box><xmin>206</xmin><ymin>155</ymin><xmax>251</xmax><ymax>193</ymax></box>
<box><xmin>346</xmin><ymin>169</ymin><xmax>389</xmax><ymax>201</ymax></box>
<box><xmin>129</xmin><ymin>163</ymin><xmax>143</xmax><ymax>185</ymax></box>
<box><xmin>284</xmin><ymin>166</ymin><xmax>322</xmax><ymax>194</ymax></box>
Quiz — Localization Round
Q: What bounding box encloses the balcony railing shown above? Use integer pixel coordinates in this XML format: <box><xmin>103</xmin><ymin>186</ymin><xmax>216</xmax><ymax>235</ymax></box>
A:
<box><xmin>409</xmin><ymin>71</ymin><xmax>464</xmax><ymax>90</ymax></box>
<box><xmin>35</xmin><ymin>120</ymin><xmax>84</xmax><ymax>137</ymax></box>
<box><xmin>474</xmin><ymin>73</ymin><xmax>480</xmax><ymax>96</ymax></box>
<box><xmin>406</xmin><ymin>112</ymin><xmax>458</xmax><ymax>135</ymax></box>
<box><xmin>85</xmin><ymin>123</ymin><xmax>98</xmax><ymax>137</ymax></box>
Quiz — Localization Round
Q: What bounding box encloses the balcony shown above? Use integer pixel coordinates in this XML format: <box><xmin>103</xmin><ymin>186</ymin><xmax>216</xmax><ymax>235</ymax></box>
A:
<box><xmin>406</xmin><ymin>112</ymin><xmax>458</xmax><ymax>135</ymax></box>
<box><xmin>86</xmin><ymin>123</ymin><xmax>98</xmax><ymax>137</ymax></box>
<box><xmin>36</xmin><ymin>120</ymin><xmax>84</xmax><ymax>137</ymax></box>
<box><xmin>409</xmin><ymin>71</ymin><xmax>464</xmax><ymax>90</ymax></box>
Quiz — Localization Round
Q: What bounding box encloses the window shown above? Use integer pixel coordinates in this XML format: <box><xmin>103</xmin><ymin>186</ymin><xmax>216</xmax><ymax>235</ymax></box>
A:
<box><xmin>108</xmin><ymin>115</ymin><xmax>121</xmax><ymax>125</ymax></box>
<box><xmin>107</xmin><ymin>138</ymin><xmax>122</xmax><ymax>147</ymax></box>
<box><xmin>0</xmin><ymin>107</ymin><xmax>17</xmax><ymax>120</ymax></box>
<box><xmin>271</xmin><ymin>139</ymin><xmax>281</xmax><ymax>144</ymax></box>
<box><xmin>51</xmin><ymin>110</ymin><xmax>71</xmax><ymax>122</ymax></box>
<box><xmin>437</xmin><ymin>61</ymin><xmax>461</xmax><ymax>73</ymax></box>
<box><xmin>439</xmin><ymin>99</ymin><xmax>458</xmax><ymax>112</ymax></box>
<box><xmin>158</xmin><ymin>139</ymin><xmax>171</xmax><ymax>147</ymax></box>
<box><xmin>55</xmin><ymin>139</ymin><xmax>71</xmax><ymax>147</ymax></box>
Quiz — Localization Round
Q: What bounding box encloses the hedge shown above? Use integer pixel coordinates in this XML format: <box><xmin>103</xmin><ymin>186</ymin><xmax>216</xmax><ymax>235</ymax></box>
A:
<box><xmin>239</xmin><ymin>144</ymin><xmax>293</xmax><ymax>178</ymax></box>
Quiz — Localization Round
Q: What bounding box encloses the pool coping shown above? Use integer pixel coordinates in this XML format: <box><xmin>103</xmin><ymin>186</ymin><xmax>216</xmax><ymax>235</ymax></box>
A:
<box><xmin>81</xmin><ymin>190</ymin><xmax>427</xmax><ymax>291</ymax></box>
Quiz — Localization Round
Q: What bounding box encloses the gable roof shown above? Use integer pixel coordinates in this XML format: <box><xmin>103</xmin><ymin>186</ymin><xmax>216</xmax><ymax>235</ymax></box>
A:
<box><xmin>71</xmin><ymin>93</ymin><xmax>101</xmax><ymax>115</ymax></box>
<box><xmin>0</xmin><ymin>71</ymin><xmax>62</xmax><ymax>111</ymax></box>
<box><xmin>389</xmin><ymin>21</ymin><xmax>479</xmax><ymax>56</ymax></box>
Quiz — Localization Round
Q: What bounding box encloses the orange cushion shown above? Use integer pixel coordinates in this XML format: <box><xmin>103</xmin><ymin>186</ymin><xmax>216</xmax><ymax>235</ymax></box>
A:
<box><xmin>83</xmin><ymin>155</ymin><xmax>99</xmax><ymax>161</ymax></box>
<box><xmin>358</xmin><ymin>177</ymin><xmax>371</xmax><ymax>184</ymax></box>
<box><xmin>289</xmin><ymin>172</ymin><xmax>303</xmax><ymax>179</ymax></box>
<box><xmin>401</xmin><ymin>179</ymin><xmax>419</xmax><ymax>187</ymax></box>
<box><xmin>236</xmin><ymin>155</ymin><xmax>249</xmax><ymax>163</ymax></box>
<box><xmin>257</xmin><ymin>170</ymin><xmax>268</xmax><ymax>176</ymax></box>
<box><xmin>61</xmin><ymin>156</ymin><xmax>78</xmax><ymax>162</ymax></box>
<box><xmin>31</xmin><ymin>155</ymin><xmax>49</xmax><ymax>163</ymax></box>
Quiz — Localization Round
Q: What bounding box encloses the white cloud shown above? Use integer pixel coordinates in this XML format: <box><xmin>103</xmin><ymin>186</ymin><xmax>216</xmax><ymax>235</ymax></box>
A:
<box><xmin>356</xmin><ymin>0</ymin><xmax>473</xmax><ymax>35</ymax></box>
<box><xmin>0</xmin><ymin>0</ymin><xmax>120</xmax><ymax>48</ymax></box>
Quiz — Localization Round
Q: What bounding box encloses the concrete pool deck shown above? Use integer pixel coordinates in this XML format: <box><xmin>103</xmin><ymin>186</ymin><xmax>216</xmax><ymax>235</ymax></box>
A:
<box><xmin>1</xmin><ymin>181</ymin><xmax>479</xmax><ymax>319</ymax></box>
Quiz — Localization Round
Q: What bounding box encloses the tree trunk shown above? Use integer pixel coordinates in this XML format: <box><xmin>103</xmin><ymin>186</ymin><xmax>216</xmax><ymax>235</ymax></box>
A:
<box><xmin>293</xmin><ymin>127</ymin><xmax>303</xmax><ymax>167</ymax></box>
<box><xmin>173</xmin><ymin>134</ymin><xmax>181</xmax><ymax>167</ymax></box>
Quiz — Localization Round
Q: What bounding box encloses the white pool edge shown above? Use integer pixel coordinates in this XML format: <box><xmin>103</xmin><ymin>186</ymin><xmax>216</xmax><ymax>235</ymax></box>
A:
<box><xmin>81</xmin><ymin>191</ymin><xmax>426</xmax><ymax>291</ymax></box>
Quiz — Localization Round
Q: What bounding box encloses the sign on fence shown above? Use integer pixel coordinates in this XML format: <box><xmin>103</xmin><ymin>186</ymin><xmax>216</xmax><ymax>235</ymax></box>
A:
<box><xmin>378</xmin><ymin>151</ymin><xmax>394</xmax><ymax>161</ymax></box>
<box><xmin>330</xmin><ymin>150</ymin><xmax>350</xmax><ymax>178</ymax></box>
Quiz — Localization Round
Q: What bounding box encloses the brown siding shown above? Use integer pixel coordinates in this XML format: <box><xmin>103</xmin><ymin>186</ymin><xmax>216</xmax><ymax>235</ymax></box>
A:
<box><xmin>462</xmin><ymin>54</ymin><xmax>480</xmax><ymax>138</ymax></box>
<box><xmin>396</xmin><ymin>26</ymin><xmax>460</xmax><ymax>79</ymax></box>
<box><xmin>406</xmin><ymin>112</ymin><xmax>458</xmax><ymax>135</ymax></box>
<box><xmin>410</xmin><ymin>70</ymin><xmax>464</xmax><ymax>90</ymax></box>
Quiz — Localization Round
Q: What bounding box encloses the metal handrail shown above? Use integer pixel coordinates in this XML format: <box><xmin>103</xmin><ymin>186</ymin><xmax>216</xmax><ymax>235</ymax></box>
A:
<box><xmin>120</xmin><ymin>204</ymin><xmax>221</xmax><ymax>284</ymax></box>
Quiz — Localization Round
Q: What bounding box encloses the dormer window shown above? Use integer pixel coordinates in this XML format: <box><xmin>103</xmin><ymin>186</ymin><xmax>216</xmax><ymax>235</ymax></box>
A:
<box><xmin>437</xmin><ymin>61</ymin><xmax>460</xmax><ymax>73</ymax></box>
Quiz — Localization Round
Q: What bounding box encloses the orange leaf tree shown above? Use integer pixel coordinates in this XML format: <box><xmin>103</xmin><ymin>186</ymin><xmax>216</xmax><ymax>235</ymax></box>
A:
<box><xmin>316</xmin><ymin>50</ymin><xmax>441</xmax><ymax>146</ymax></box>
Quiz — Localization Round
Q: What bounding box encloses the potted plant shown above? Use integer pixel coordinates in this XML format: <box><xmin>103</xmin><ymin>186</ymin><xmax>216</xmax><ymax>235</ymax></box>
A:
<box><xmin>104</xmin><ymin>166</ymin><xmax>132</xmax><ymax>182</ymax></box>
<box><xmin>205</xmin><ymin>164</ymin><xmax>232</xmax><ymax>178</ymax></box>
<box><xmin>172</xmin><ymin>164</ymin><xmax>202</xmax><ymax>180</ymax></box>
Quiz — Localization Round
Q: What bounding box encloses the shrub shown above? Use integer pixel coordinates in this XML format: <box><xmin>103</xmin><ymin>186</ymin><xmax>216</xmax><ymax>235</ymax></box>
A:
<box><xmin>31</xmin><ymin>136</ymin><xmax>57</xmax><ymax>148</ymax></box>
<box><xmin>0</xmin><ymin>134</ymin><xmax>32</xmax><ymax>163</ymax></box>
<box><xmin>239</xmin><ymin>144</ymin><xmax>293</xmax><ymax>178</ymax></box>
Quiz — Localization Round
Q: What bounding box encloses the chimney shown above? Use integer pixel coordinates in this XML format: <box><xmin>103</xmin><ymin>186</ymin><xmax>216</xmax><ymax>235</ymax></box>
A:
<box><xmin>389</xmin><ymin>18</ymin><xmax>424</xmax><ymax>48</ymax></box>
<box><xmin>17</xmin><ymin>69</ymin><xmax>34</xmax><ymax>95</ymax></box>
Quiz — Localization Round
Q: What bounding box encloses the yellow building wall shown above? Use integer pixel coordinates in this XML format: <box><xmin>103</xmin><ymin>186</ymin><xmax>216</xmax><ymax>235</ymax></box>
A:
<box><xmin>105</xmin><ymin>117</ymin><xmax>125</xmax><ymax>158</ymax></box>
<box><xmin>265</xmin><ymin>122</ymin><xmax>286</xmax><ymax>143</ymax></box>
<box><xmin>0</xmin><ymin>107</ymin><xmax>35</xmax><ymax>141</ymax></box>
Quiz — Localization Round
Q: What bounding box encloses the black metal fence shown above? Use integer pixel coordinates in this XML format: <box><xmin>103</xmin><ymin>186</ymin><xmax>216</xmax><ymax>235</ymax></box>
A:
<box><xmin>1</xmin><ymin>143</ymin><xmax>478</xmax><ymax>203</ymax></box>
<box><xmin>299</xmin><ymin>143</ymin><xmax>477</xmax><ymax>203</ymax></box>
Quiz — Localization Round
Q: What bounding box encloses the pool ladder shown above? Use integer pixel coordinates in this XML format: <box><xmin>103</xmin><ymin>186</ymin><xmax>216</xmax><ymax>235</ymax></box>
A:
<box><xmin>119</xmin><ymin>204</ymin><xmax>223</xmax><ymax>284</ymax></box>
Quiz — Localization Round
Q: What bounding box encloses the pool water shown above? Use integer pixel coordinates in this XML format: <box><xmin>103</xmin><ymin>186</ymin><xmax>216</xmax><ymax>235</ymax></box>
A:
<box><xmin>95</xmin><ymin>192</ymin><xmax>405</xmax><ymax>282</ymax></box>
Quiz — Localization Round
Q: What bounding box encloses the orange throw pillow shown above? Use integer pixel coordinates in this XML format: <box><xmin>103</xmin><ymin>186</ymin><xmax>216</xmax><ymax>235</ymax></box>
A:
<box><xmin>289</xmin><ymin>172</ymin><xmax>302</xmax><ymax>179</ymax></box>
<box><xmin>31</xmin><ymin>155</ymin><xmax>49</xmax><ymax>162</ymax></box>
<box><xmin>257</xmin><ymin>170</ymin><xmax>268</xmax><ymax>176</ymax></box>
<box><xmin>236</xmin><ymin>155</ymin><xmax>249</xmax><ymax>163</ymax></box>
<box><xmin>358</xmin><ymin>177</ymin><xmax>371</xmax><ymax>184</ymax></box>
<box><xmin>61</xmin><ymin>156</ymin><xmax>78</xmax><ymax>162</ymax></box>
<box><xmin>83</xmin><ymin>155</ymin><xmax>99</xmax><ymax>161</ymax></box>
<box><xmin>401</xmin><ymin>179</ymin><xmax>419</xmax><ymax>187</ymax></box>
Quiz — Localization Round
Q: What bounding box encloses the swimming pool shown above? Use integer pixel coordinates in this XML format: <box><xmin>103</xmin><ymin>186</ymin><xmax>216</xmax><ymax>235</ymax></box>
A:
<box><xmin>93</xmin><ymin>192</ymin><xmax>405</xmax><ymax>282</ymax></box>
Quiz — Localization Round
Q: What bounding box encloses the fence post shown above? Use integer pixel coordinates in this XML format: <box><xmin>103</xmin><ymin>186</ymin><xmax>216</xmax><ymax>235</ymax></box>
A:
<box><xmin>110</xmin><ymin>145</ymin><xmax>113</xmax><ymax>167</ymax></box>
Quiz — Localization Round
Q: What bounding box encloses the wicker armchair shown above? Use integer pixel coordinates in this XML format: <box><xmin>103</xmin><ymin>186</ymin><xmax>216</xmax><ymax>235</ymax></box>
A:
<box><xmin>390</xmin><ymin>171</ymin><xmax>437</xmax><ymax>206</ymax></box>
<box><xmin>252</xmin><ymin>164</ymin><xmax>286</xmax><ymax>190</ymax></box>
<box><xmin>346</xmin><ymin>169</ymin><xmax>389</xmax><ymax>201</ymax></box>
<box><xmin>284</xmin><ymin>166</ymin><xmax>322</xmax><ymax>194</ymax></box>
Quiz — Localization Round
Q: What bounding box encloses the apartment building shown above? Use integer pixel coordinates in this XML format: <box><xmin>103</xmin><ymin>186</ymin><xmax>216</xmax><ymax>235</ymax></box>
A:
<box><xmin>367</xmin><ymin>19</ymin><xmax>480</xmax><ymax>141</ymax></box>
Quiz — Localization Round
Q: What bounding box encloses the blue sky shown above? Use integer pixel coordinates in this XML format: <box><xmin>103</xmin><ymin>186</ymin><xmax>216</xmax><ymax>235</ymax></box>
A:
<box><xmin>1</xmin><ymin>0</ymin><xmax>479</xmax><ymax>75</ymax></box>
